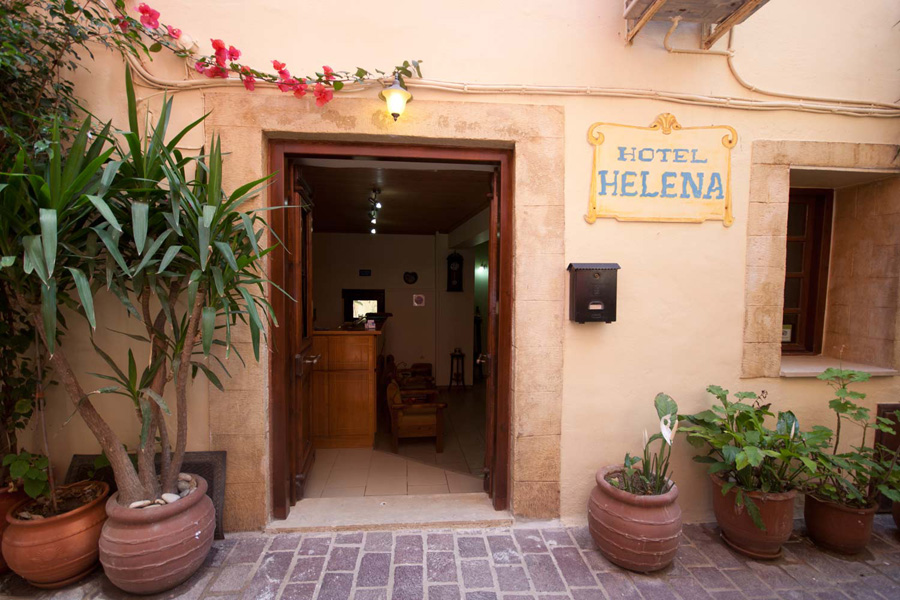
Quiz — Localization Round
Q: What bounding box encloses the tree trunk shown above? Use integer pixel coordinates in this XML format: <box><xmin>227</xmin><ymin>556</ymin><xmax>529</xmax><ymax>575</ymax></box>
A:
<box><xmin>26</xmin><ymin>303</ymin><xmax>146</xmax><ymax>505</ymax></box>
<box><xmin>162</xmin><ymin>289</ymin><xmax>205</xmax><ymax>493</ymax></box>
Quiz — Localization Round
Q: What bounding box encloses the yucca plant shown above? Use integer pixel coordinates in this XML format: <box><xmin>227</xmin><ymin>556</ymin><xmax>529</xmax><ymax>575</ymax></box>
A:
<box><xmin>0</xmin><ymin>68</ymin><xmax>277</xmax><ymax>505</ymax></box>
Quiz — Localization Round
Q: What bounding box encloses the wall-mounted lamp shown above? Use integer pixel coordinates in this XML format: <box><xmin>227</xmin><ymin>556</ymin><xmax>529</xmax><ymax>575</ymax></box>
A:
<box><xmin>477</xmin><ymin>262</ymin><xmax>487</xmax><ymax>273</ymax></box>
<box><xmin>379</xmin><ymin>77</ymin><xmax>412</xmax><ymax>121</ymax></box>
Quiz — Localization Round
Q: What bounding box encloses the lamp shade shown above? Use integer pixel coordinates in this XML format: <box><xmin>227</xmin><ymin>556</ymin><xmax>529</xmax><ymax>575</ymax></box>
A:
<box><xmin>379</xmin><ymin>79</ymin><xmax>412</xmax><ymax>121</ymax></box>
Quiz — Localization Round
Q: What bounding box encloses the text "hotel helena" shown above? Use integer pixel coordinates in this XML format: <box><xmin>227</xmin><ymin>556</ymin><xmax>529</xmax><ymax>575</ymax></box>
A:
<box><xmin>597</xmin><ymin>146</ymin><xmax>725</xmax><ymax>200</ymax></box>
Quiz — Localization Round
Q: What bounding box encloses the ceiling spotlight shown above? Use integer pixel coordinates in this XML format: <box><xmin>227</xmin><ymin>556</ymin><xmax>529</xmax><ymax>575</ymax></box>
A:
<box><xmin>370</xmin><ymin>217</ymin><xmax>377</xmax><ymax>224</ymax></box>
<box><xmin>375</xmin><ymin>201</ymin><xmax>383</xmax><ymax>210</ymax></box>
<box><xmin>370</xmin><ymin>228</ymin><xmax>377</xmax><ymax>234</ymax></box>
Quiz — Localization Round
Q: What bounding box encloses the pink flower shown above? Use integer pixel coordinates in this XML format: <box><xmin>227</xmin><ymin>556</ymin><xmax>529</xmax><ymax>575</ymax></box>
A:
<box><xmin>227</xmin><ymin>46</ymin><xmax>241</xmax><ymax>61</ymax></box>
<box><xmin>241</xmin><ymin>67</ymin><xmax>255</xmax><ymax>91</ymax></box>
<box><xmin>277</xmin><ymin>77</ymin><xmax>299</xmax><ymax>93</ymax></box>
<box><xmin>323</xmin><ymin>65</ymin><xmax>335</xmax><ymax>81</ymax></box>
<box><xmin>314</xmin><ymin>83</ymin><xmax>333</xmax><ymax>107</ymax></box>
<box><xmin>167</xmin><ymin>25</ymin><xmax>181</xmax><ymax>39</ymax></box>
<box><xmin>272</xmin><ymin>60</ymin><xmax>286</xmax><ymax>71</ymax></box>
<box><xmin>293</xmin><ymin>83</ymin><xmax>309</xmax><ymax>98</ymax></box>
<box><xmin>277</xmin><ymin>68</ymin><xmax>291</xmax><ymax>80</ymax></box>
<box><xmin>194</xmin><ymin>60</ymin><xmax>206</xmax><ymax>73</ymax></box>
<box><xmin>116</xmin><ymin>17</ymin><xmax>129</xmax><ymax>33</ymax></box>
<box><xmin>137</xmin><ymin>3</ymin><xmax>160</xmax><ymax>29</ymax></box>
<box><xmin>204</xmin><ymin>66</ymin><xmax>228</xmax><ymax>79</ymax></box>
<box><xmin>211</xmin><ymin>39</ymin><xmax>227</xmax><ymax>67</ymax></box>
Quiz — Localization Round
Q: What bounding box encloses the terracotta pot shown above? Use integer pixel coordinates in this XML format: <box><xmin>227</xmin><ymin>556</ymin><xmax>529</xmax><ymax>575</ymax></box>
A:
<box><xmin>0</xmin><ymin>487</ymin><xmax>27</xmax><ymax>574</ymax></box>
<box><xmin>99</xmin><ymin>474</ymin><xmax>215</xmax><ymax>595</ymax></box>
<box><xmin>893</xmin><ymin>502</ymin><xmax>900</xmax><ymax>530</ymax></box>
<box><xmin>1</xmin><ymin>481</ymin><xmax>109</xmax><ymax>588</ymax></box>
<box><xmin>804</xmin><ymin>494</ymin><xmax>877</xmax><ymax>555</ymax></box>
<box><xmin>710</xmin><ymin>474</ymin><xmax>796</xmax><ymax>559</ymax></box>
<box><xmin>587</xmin><ymin>465</ymin><xmax>682</xmax><ymax>573</ymax></box>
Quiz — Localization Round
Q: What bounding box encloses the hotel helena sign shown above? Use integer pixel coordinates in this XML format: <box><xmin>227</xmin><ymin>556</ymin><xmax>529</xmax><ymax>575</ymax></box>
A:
<box><xmin>585</xmin><ymin>113</ymin><xmax>737</xmax><ymax>226</ymax></box>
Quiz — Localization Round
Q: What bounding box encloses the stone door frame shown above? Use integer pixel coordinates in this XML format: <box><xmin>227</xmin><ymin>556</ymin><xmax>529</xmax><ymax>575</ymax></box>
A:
<box><xmin>203</xmin><ymin>93</ymin><xmax>566</xmax><ymax>530</ymax></box>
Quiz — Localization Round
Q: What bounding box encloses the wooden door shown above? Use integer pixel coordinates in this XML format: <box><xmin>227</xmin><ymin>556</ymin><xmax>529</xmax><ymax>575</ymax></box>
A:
<box><xmin>287</xmin><ymin>163</ymin><xmax>317</xmax><ymax>504</ymax></box>
<box><xmin>482</xmin><ymin>164</ymin><xmax>511</xmax><ymax>510</ymax></box>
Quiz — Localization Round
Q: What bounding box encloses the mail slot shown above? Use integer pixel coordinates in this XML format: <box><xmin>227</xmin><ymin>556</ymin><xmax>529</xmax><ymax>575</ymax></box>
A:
<box><xmin>567</xmin><ymin>263</ymin><xmax>620</xmax><ymax>323</ymax></box>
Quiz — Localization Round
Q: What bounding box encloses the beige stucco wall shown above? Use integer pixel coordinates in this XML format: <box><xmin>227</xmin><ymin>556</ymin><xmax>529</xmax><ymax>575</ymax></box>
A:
<box><xmin>36</xmin><ymin>0</ymin><xmax>900</xmax><ymax>529</ymax></box>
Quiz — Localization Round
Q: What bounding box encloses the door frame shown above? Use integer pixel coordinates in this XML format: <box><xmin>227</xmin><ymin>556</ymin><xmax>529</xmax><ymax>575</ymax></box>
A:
<box><xmin>268</xmin><ymin>140</ymin><xmax>514</xmax><ymax>520</ymax></box>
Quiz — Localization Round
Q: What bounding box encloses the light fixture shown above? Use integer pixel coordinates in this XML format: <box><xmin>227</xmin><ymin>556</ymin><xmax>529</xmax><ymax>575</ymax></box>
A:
<box><xmin>477</xmin><ymin>262</ymin><xmax>488</xmax><ymax>273</ymax></box>
<box><xmin>367</xmin><ymin>188</ymin><xmax>383</xmax><ymax>234</ymax></box>
<box><xmin>379</xmin><ymin>77</ymin><xmax>412</xmax><ymax>121</ymax></box>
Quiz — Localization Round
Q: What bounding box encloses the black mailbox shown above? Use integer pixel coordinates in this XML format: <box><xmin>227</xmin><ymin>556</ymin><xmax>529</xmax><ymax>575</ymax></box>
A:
<box><xmin>567</xmin><ymin>263</ymin><xmax>620</xmax><ymax>323</ymax></box>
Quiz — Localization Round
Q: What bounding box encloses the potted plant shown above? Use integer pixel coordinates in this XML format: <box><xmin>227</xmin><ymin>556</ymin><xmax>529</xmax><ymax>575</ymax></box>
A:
<box><xmin>0</xmin><ymin>121</ymin><xmax>115</xmax><ymax>587</ymax></box>
<box><xmin>588</xmin><ymin>393</ymin><xmax>683</xmax><ymax>572</ymax></box>
<box><xmin>681</xmin><ymin>386</ymin><xmax>828</xmax><ymax>559</ymax></box>
<box><xmin>803</xmin><ymin>369</ymin><xmax>900</xmax><ymax>554</ymax></box>
<box><xmin>0</xmin><ymin>295</ymin><xmax>35</xmax><ymax>574</ymax></box>
<box><xmin>0</xmin><ymin>63</ymin><xmax>279</xmax><ymax>591</ymax></box>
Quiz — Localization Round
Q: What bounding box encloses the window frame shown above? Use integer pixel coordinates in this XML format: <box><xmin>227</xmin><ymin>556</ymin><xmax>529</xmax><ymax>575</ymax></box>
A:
<box><xmin>781</xmin><ymin>188</ymin><xmax>834</xmax><ymax>355</ymax></box>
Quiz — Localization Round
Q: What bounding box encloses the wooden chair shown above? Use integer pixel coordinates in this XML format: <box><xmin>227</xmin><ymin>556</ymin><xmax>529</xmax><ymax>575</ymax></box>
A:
<box><xmin>387</xmin><ymin>380</ymin><xmax>447</xmax><ymax>453</ymax></box>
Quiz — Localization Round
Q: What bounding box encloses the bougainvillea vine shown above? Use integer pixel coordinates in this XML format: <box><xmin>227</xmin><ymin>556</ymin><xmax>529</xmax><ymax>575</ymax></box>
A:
<box><xmin>111</xmin><ymin>0</ymin><xmax>421</xmax><ymax>107</ymax></box>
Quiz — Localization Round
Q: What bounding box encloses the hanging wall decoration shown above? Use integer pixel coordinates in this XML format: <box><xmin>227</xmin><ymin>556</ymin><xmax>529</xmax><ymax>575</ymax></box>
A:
<box><xmin>447</xmin><ymin>252</ymin><xmax>464</xmax><ymax>292</ymax></box>
<box><xmin>585</xmin><ymin>113</ymin><xmax>737</xmax><ymax>226</ymax></box>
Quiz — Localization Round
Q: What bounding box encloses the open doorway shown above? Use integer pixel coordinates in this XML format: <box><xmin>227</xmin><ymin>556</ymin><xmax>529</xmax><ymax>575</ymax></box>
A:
<box><xmin>268</xmin><ymin>142</ymin><xmax>513</xmax><ymax>525</ymax></box>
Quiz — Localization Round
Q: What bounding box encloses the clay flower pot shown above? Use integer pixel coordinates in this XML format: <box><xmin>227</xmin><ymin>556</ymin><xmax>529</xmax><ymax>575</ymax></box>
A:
<box><xmin>710</xmin><ymin>474</ymin><xmax>796</xmax><ymax>559</ymax></box>
<box><xmin>99</xmin><ymin>474</ymin><xmax>215</xmax><ymax>595</ymax></box>
<box><xmin>804</xmin><ymin>494</ymin><xmax>877</xmax><ymax>555</ymax></box>
<box><xmin>0</xmin><ymin>487</ymin><xmax>27</xmax><ymax>574</ymax></box>
<box><xmin>588</xmin><ymin>465</ymin><xmax>682</xmax><ymax>573</ymax></box>
<box><xmin>1</xmin><ymin>481</ymin><xmax>109</xmax><ymax>588</ymax></box>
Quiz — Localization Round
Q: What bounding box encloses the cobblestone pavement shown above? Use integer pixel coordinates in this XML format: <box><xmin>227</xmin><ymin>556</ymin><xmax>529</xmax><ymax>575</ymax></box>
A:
<box><xmin>1</xmin><ymin>516</ymin><xmax>899</xmax><ymax>600</ymax></box>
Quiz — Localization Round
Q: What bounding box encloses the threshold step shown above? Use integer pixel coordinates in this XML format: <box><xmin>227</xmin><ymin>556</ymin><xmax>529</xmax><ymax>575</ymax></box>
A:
<box><xmin>267</xmin><ymin>493</ymin><xmax>512</xmax><ymax>533</ymax></box>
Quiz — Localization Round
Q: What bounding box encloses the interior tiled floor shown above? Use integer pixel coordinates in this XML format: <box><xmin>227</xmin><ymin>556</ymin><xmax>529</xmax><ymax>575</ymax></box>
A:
<box><xmin>305</xmin><ymin>383</ymin><xmax>488</xmax><ymax>499</ymax></box>
<box><xmin>305</xmin><ymin>448</ymin><xmax>485</xmax><ymax>498</ymax></box>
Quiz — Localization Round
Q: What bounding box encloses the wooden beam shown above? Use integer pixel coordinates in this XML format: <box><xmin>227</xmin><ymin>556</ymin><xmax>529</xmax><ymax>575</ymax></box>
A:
<box><xmin>625</xmin><ymin>0</ymin><xmax>668</xmax><ymax>45</ymax></box>
<box><xmin>702</xmin><ymin>0</ymin><xmax>765</xmax><ymax>49</ymax></box>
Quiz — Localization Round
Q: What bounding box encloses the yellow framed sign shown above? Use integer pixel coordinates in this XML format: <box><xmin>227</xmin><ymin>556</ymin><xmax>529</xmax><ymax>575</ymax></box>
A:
<box><xmin>585</xmin><ymin>113</ymin><xmax>737</xmax><ymax>226</ymax></box>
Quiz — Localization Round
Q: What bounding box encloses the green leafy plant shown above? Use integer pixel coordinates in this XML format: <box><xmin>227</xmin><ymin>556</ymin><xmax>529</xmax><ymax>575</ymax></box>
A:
<box><xmin>0</xmin><ymin>68</ymin><xmax>281</xmax><ymax>504</ymax></box>
<box><xmin>805</xmin><ymin>369</ymin><xmax>900</xmax><ymax>508</ymax></box>
<box><xmin>680</xmin><ymin>385</ymin><xmax>830</xmax><ymax>528</ymax></box>
<box><xmin>610</xmin><ymin>393</ymin><xmax>680</xmax><ymax>495</ymax></box>
<box><xmin>2</xmin><ymin>450</ymin><xmax>50</xmax><ymax>499</ymax></box>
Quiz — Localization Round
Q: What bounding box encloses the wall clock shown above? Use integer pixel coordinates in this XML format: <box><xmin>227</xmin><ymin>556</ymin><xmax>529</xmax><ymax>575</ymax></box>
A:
<box><xmin>447</xmin><ymin>252</ymin><xmax>463</xmax><ymax>292</ymax></box>
<box><xmin>403</xmin><ymin>271</ymin><xmax>418</xmax><ymax>285</ymax></box>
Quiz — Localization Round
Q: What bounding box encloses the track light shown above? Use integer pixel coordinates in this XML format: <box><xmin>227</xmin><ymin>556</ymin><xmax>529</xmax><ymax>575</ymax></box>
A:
<box><xmin>375</xmin><ymin>201</ymin><xmax>382</xmax><ymax>210</ymax></box>
<box><xmin>370</xmin><ymin>228</ymin><xmax>376</xmax><ymax>234</ymax></box>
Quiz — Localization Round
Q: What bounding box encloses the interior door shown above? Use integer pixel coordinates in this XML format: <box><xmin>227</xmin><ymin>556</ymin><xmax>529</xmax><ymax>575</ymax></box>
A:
<box><xmin>287</xmin><ymin>163</ymin><xmax>317</xmax><ymax>503</ymax></box>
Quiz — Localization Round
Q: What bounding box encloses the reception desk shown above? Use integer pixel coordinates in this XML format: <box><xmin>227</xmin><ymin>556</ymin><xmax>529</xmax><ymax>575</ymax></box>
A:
<box><xmin>311</xmin><ymin>329</ymin><xmax>383</xmax><ymax>448</ymax></box>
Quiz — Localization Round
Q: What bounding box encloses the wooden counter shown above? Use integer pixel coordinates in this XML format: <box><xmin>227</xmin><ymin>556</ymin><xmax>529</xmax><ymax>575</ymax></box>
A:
<box><xmin>311</xmin><ymin>330</ymin><xmax>383</xmax><ymax>448</ymax></box>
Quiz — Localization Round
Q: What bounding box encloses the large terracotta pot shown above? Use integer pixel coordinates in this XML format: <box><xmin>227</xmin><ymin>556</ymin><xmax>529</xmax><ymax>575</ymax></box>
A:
<box><xmin>710</xmin><ymin>474</ymin><xmax>796</xmax><ymax>559</ymax></box>
<box><xmin>804</xmin><ymin>494</ymin><xmax>877</xmax><ymax>554</ymax></box>
<box><xmin>99</xmin><ymin>474</ymin><xmax>215</xmax><ymax>595</ymax></box>
<box><xmin>588</xmin><ymin>465</ymin><xmax>682</xmax><ymax>573</ymax></box>
<box><xmin>0</xmin><ymin>487</ymin><xmax>27</xmax><ymax>574</ymax></box>
<box><xmin>1</xmin><ymin>481</ymin><xmax>109</xmax><ymax>588</ymax></box>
